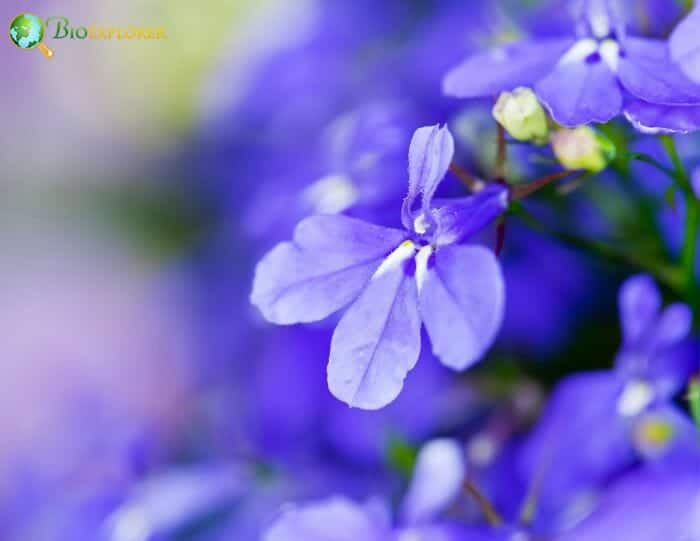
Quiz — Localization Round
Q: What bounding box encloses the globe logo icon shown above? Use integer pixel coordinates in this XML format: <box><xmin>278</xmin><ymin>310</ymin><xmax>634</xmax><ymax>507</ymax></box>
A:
<box><xmin>9</xmin><ymin>13</ymin><xmax>54</xmax><ymax>58</ymax></box>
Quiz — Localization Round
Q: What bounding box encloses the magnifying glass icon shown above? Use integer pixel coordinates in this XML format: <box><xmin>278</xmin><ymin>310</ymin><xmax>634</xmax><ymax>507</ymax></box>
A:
<box><xmin>9</xmin><ymin>13</ymin><xmax>54</xmax><ymax>59</ymax></box>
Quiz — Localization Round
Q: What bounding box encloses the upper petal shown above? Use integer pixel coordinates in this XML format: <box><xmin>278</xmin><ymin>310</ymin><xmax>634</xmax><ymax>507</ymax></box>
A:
<box><xmin>442</xmin><ymin>39</ymin><xmax>575</xmax><ymax>99</ymax></box>
<box><xmin>574</xmin><ymin>0</ymin><xmax>626</xmax><ymax>40</ymax></box>
<box><xmin>251</xmin><ymin>215</ymin><xmax>407</xmax><ymax>324</ymax></box>
<box><xmin>327</xmin><ymin>244</ymin><xmax>422</xmax><ymax>409</ymax></box>
<box><xmin>670</xmin><ymin>6</ymin><xmax>700</xmax><ymax>84</ymax></box>
<box><xmin>264</xmin><ymin>497</ymin><xmax>388</xmax><ymax>541</ymax></box>
<box><xmin>648</xmin><ymin>302</ymin><xmax>692</xmax><ymax>353</ymax></box>
<box><xmin>432</xmin><ymin>184</ymin><xmax>509</xmax><ymax>246</ymax></box>
<box><xmin>419</xmin><ymin>245</ymin><xmax>505</xmax><ymax>371</ymax></box>
<box><xmin>618</xmin><ymin>274</ymin><xmax>661</xmax><ymax>346</ymax></box>
<box><xmin>403</xmin><ymin>125</ymin><xmax>455</xmax><ymax>230</ymax></box>
<box><xmin>535</xmin><ymin>55</ymin><xmax>623</xmax><ymax>126</ymax></box>
<box><xmin>618</xmin><ymin>37</ymin><xmax>700</xmax><ymax>106</ymax></box>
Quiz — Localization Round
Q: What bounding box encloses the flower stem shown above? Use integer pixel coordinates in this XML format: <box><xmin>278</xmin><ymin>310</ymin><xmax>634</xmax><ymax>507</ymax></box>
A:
<box><xmin>495</xmin><ymin>124</ymin><xmax>507</xmax><ymax>180</ymax></box>
<box><xmin>628</xmin><ymin>152</ymin><xmax>678</xmax><ymax>186</ymax></box>
<box><xmin>449</xmin><ymin>163</ymin><xmax>481</xmax><ymax>191</ymax></box>
<box><xmin>511</xmin><ymin>170</ymin><xmax>585</xmax><ymax>200</ymax></box>
<box><xmin>509</xmin><ymin>201</ymin><xmax>683</xmax><ymax>294</ymax></box>
<box><xmin>462</xmin><ymin>478</ymin><xmax>503</xmax><ymax>527</ymax></box>
<box><xmin>659</xmin><ymin>135</ymin><xmax>700</xmax><ymax>309</ymax></box>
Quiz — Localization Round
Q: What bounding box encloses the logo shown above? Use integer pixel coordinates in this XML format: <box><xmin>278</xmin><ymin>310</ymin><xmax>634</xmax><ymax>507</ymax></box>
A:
<box><xmin>9</xmin><ymin>14</ymin><xmax>167</xmax><ymax>59</ymax></box>
<box><xmin>9</xmin><ymin>13</ymin><xmax>54</xmax><ymax>58</ymax></box>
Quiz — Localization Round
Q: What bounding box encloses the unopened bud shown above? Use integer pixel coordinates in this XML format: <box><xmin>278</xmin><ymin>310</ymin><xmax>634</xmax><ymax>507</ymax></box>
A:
<box><xmin>551</xmin><ymin>126</ymin><xmax>615</xmax><ymax>173</ymax></box>
<box><xmin>492</xmin><ymin>87</ymin><xmax>549</xmax><ymax>145</ymax></box>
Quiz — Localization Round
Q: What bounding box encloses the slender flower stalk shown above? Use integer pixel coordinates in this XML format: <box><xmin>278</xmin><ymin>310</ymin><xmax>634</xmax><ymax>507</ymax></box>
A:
<box><xmin>660</xmin><ymin>135</ymin><xmax>700</xmax><ymax>309</ymax></box>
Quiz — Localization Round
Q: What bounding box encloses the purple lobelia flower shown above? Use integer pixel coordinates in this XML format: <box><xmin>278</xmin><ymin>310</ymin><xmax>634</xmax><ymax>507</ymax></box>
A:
<box><xmin>251</xmin><ymin>125</ymin><xmax>507</xmax><ymax>409</ymax></box>
<box><xmin>518</xmin><ymin>274</ymin><xmax>699</xmax><ymax>516</ymax></box>
<box><xmin>443</xmin><ymin>0</ymin><xmax>700</xmax><ymax>133</ymax></box>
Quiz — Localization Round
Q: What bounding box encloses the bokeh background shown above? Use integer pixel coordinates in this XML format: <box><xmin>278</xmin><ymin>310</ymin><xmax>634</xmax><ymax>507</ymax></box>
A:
<box><xmin>1</xmin><ymin>1</ymin><xmax>696</xmax><ymax>540</ymax></box>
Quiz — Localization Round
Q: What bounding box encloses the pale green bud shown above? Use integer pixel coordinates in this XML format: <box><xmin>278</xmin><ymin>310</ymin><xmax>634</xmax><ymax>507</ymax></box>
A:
<box><xmin>551</xmin><ymin>126</ymin><xmax>616</xmax><ymax>173</ymax></box>
<box><xmin>492</xmin><ymin>87</ymin><xmax>549</xmax><ymax>145</ymax></box>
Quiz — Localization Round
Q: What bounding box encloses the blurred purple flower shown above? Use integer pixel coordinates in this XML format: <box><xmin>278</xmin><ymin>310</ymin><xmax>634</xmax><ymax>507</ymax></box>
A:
<box><xmin>444</xmin><ymin>0</ymin><xmax>700</xmax><ymax>133</ymax></box>
<box><xmin>671</xmin><ymin>4</ymin><xmax>700</xmax><ymax>84</ymax></box>
<box><xmin>560</xmin><ymin>465</ymin><xmax>700</xmax><ymax>541</ymax></box>
<box><xmin>104</xmin><ymin>464</ymin><xmax>250</xmax><ymax>541</ymax></box>
<box><xmin>263</xmin><ymin>439</ymin><xmax>471</xmax><ymax>541</ymax></box>
<box><xmin>518</xmin><ymin>274</ymin><xmax>699</xmax><ymax>526</ymax></box>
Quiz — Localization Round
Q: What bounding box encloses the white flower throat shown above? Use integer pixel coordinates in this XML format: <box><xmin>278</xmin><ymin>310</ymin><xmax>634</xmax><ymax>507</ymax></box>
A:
<box><xmin>560</xmin><ymin>37</ymin><xmax>621</xmax><ymax>73</ymax></box>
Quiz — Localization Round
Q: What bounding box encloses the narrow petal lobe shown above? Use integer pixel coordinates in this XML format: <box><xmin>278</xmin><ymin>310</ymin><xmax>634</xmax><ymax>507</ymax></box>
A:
<box><xmin>403</xmin><ymin>125</ymin><xmax>455</xmax><ymax>229</ymax></box>
<box><xmin>618</xmin><ymin>274</ymin><xmax>661</xmax><ymax>346</ymax></box>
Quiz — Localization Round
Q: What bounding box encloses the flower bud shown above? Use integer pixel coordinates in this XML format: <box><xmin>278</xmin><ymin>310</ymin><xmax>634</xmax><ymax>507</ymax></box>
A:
<box><xmin>492</xmin><ymin>87</ymin><xmax>549</xmax><ymax>145</ymax></box>
<box><xmin>551</xmin><ymin>126</ymin><xmax>616</xmax><ymax>173</ymax></box>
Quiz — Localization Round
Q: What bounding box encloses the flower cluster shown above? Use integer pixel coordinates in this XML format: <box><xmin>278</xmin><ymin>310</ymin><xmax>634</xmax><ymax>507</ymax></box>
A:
<box><xmin>245</xmin><ymin>1</ymin><xmax>700</xmax><ymax>540</ymax></box>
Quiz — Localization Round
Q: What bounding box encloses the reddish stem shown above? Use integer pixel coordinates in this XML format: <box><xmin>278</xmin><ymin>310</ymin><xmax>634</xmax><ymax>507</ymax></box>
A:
<box><xmin>511</xmin><ymin>170</ymin><xmax>583</xmax><ymax>200</ymax></box>
<box><xmin>449</xmin><ymin>163</ymin><xmax>481</xmax><ymax>191</ymax></box>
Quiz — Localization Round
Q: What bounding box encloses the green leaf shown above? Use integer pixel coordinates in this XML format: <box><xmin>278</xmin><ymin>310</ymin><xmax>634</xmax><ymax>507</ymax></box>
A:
<box><xmin>386</xmin><ymin>435</ymin><xmax>418</xmax><ymax>478</ymax></box>
<box><xmin>689</xmin><ymin>378</ymin><xmax>700</xmax><ymax>430</ymax></box>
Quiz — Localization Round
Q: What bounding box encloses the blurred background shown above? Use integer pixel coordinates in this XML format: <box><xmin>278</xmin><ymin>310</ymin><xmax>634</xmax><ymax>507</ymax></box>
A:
<box><xmin>1</xmin><ymin>0</ymin><xmax>695</xmax><ymax>540</ymax></box>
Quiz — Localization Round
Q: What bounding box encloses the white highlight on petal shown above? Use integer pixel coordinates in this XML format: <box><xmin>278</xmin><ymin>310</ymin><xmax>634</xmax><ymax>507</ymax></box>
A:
<box><xmin>622</xmin><ymin>110</ymin><xmax>669</xmax><ymax>134</ymax></box>
<box><xmin>302</xmin><ymin>174</ymin><xmax>359</xmax><ymax>215</ymax></box>
<box><xmin>372</xmin><ymin>240</ymin><xmax>415</xmax><ymax>281</ymax></box>
<box><xmin>690</xmin><ymin>494</ymin><xmax>700</xmax><ymax>539</ymax></box>
<box><xmin>109</xmin><ymin>507</ymin><xmax>151</xmax><ymax>541</ymax></box>
<box><xmin>558</xmin><ymin>38</ymin><xmax>621</xmax><ymax>72</ymax></box>
<box><xmin>414</xmin><ymin>245</ymin><xmax>433</xmax><ymax>294</ymax></box>
<box><xmin>557</xmin><ymin>489</ymin><xmax>599</xmax><ymax>531</ymax></box>
<box><xmin>413</xmin><ymin>213</ymin><xmax>429</xmax><ymax>235</ymax></box>
<box><xmin>467</xmin><ymin>433</ymin><xmax>498</xmax><ymax>466</ymax></box>
<box><xmin>590</xmin><ymin>14</ymin><xmax>611</xmax><ymax>39</ymax></box>
<box><xmin>616</xmin><ymin>379</ymin><xmax>655</xmax><ymax>417</ymax></box>
<box><xmin>397</xmin><ymin>530</ymin><xmax>424</xmax><ymax>541</ymax></box>
<box><xmin>599</xmin><ymin>39</ymin><xmax>620</xmax><ymax>72</ymax></box>
<box><xmin>559</xmin><ymin>39</ymin><xmax>598</xmax><ymax>65</ymax></box>
<box><xmin>510</xmin><ymin>532</ymin><xmax>531</xmax><ymax>541</ymax></box>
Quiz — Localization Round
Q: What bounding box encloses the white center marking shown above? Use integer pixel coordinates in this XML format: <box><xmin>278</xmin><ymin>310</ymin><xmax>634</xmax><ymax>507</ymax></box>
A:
<box><xmin>372</xmin><ymin>240</ymin><xmax>416</xmax><ymax>280</ymax></box>
<box><xmin>617</xmin><ymin>379</ymin><xmax>655</xmax><ymax>417</ymax></box>
<box><xmin>414</xmin><ymin>245</ymin><xmax>433</xmax><ymax>293</ymax></box>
